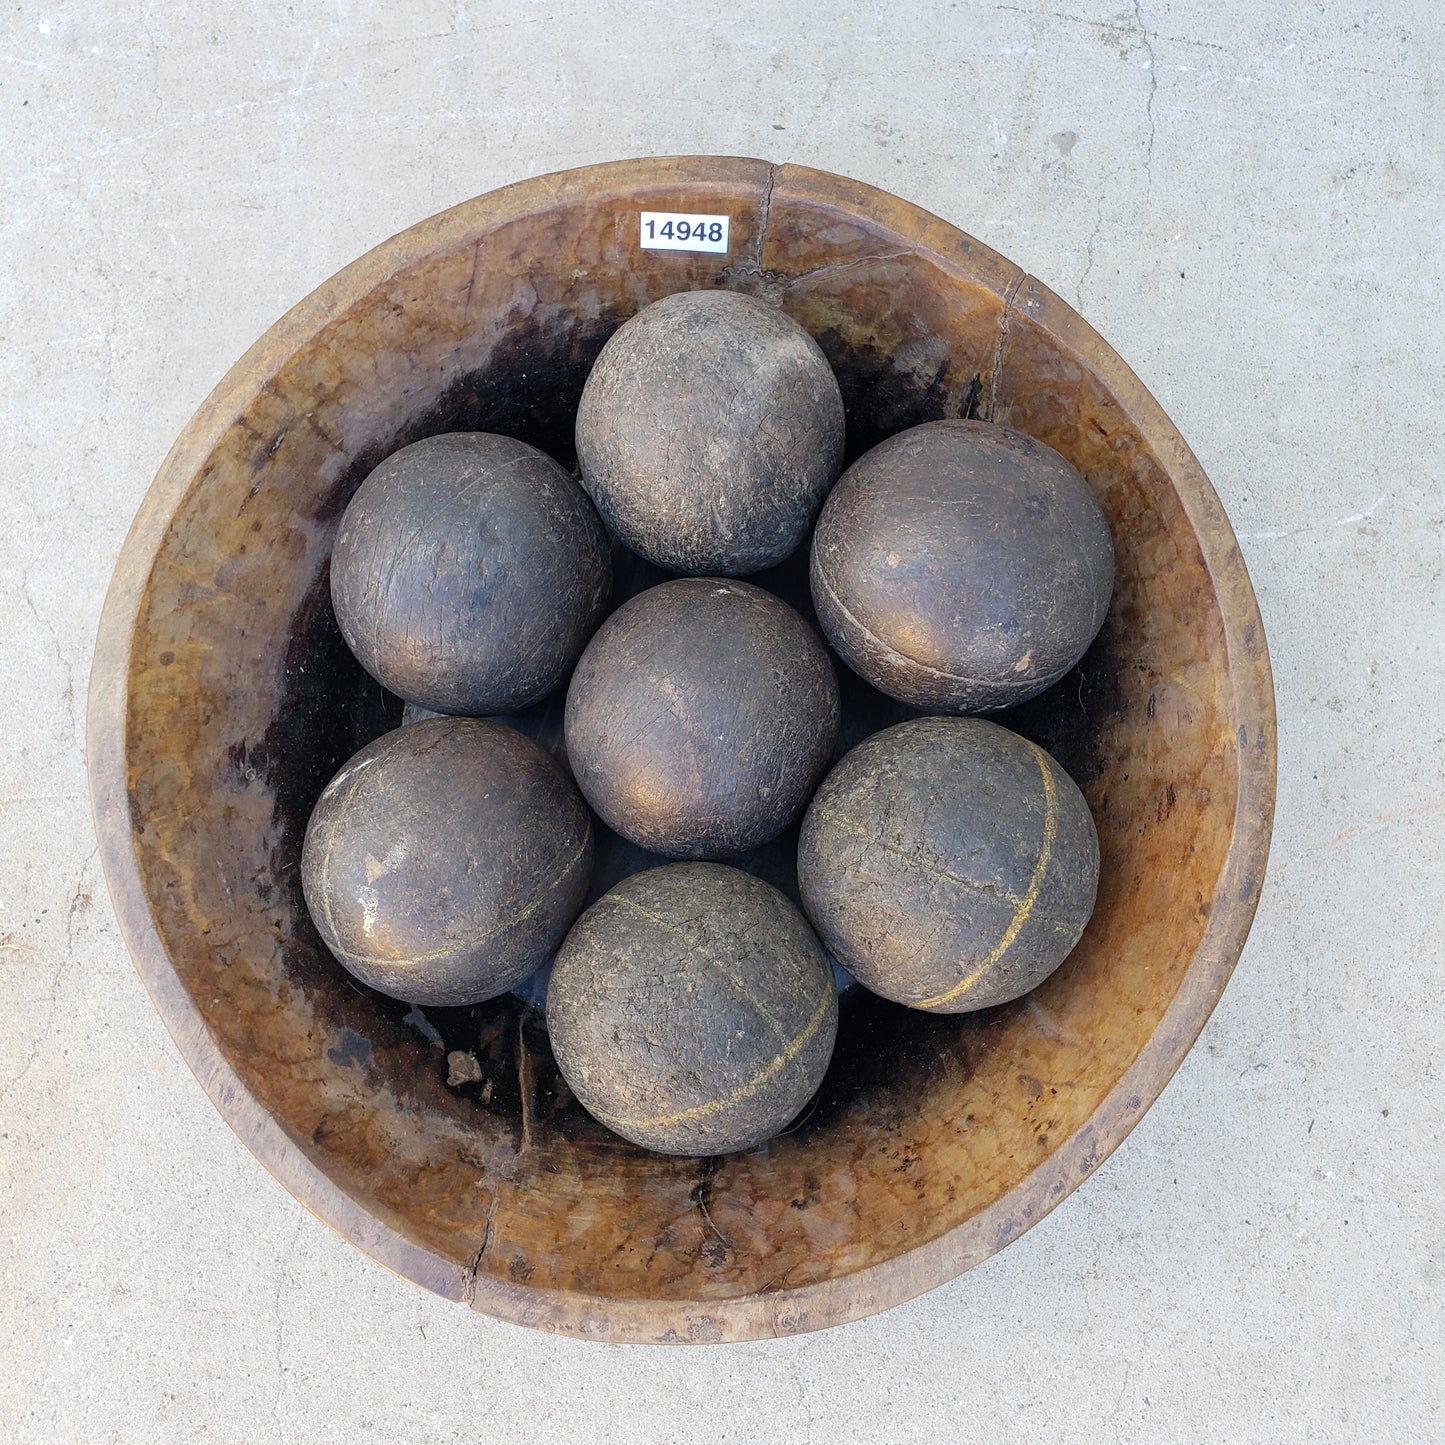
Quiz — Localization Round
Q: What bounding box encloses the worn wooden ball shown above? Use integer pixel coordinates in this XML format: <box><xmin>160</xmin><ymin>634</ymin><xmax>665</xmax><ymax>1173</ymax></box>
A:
<box><xmin>564</xmin><ymin>578</ymin><xmax>840</xmax><ymax>857</ymax></box>
<box><xmin>547</xmin><ymin>863</ymin><xmax>839</xmax><ymax>1155</ymax></box>
<box><xmin>575</xmin><ymin>289</ymin><xmax>845</xmax><ymax>575</ymax></box>
<box><xmin>331</xmin><ymin>431</ymin><xmax>611</xmax><ymax>716</ymax></box>
<box><xmin>797</xmin><ymin>716</ymin><xmax>1099</xmax><ymax>1013</ymax></box>
<box><xmin>301</xmin><ymin>717</ymin><xmax>593</xmax><ymax>1006</ymax></box>
<box><xmin>811</xmin><ymin>419</ymin><xmax>1114</xmax><ymax>712</ymax></box>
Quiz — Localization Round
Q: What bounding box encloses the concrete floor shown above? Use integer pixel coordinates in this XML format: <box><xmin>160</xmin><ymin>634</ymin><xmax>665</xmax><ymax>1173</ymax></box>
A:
<box><xmin>2</xmin><ymin>2</ymin><xmax>1440</xmax><ymax>1440</ymax></box>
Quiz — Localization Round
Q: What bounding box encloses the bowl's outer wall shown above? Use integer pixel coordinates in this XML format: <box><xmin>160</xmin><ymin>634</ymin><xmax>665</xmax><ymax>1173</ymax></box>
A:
<box><xmin>88</xmin><ymin>156</ymin><xmax>1276</xmax><ymax>1343</ymax></box>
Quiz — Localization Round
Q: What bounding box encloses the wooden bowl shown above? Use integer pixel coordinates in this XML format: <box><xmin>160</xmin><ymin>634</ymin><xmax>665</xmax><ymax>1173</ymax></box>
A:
<box><xmin>87</xmin><ymin>157</ymin><xmax>1275</xmax><ymax>1343</ymax></box>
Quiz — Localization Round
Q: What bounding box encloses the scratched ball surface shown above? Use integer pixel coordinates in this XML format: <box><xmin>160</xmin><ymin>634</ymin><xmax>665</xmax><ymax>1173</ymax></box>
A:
<box><xmin>301</xmin><ymin>717</ymin><xmax>593</xmax><ymax>1006</ymax></box>
<box><xmin>331</xmin><ymin>431</ymin><xmax>611</xmax><ymax>716</ymax></box>
<box><xmin>810</xmin><ymin>419</ymin><xmax>1114</xmax><ymax>712</ymax></box>
<box><xmin>797</xmin><ymin>716</ymin><xmax>1099</xmax><ymax>1013</ymax></box>
<box><xmin>564</xmin><ymin>578</ymin><xmax>840</xmax><ymax>857</ymax></box>
<box><xmin>546</xmin><ymin>863</ymin><xmax>839</xmax><ymax>1155</ymax></box>
<box><xmin>575</xmin><ymin>289</ymin><xmax>845</xmax><ymax>575</ymax></box>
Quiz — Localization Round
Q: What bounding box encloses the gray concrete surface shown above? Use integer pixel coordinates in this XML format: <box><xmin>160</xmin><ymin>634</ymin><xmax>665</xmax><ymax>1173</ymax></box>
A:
<box><xmin>2</xmin><ymin>2</ymin><xmax>1440</xmax><ymax>1440</ymax></box>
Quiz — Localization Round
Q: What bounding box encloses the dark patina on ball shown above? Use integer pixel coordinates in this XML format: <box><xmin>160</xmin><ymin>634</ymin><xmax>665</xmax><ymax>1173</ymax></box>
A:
<box><xmin>797</xmin><ymin>716</ymin><xmax>1099</xmax><ymax>1013</ymax></box>
<box><xmin>575</xmin><ymin>289</ymin><xmax>845</xmax><ymax>575</ymax></box>
<box><xmin>301</xmin><ymin>717</ymin><xmax>593</xmax><ymax>1006</ymax></box>
<box><xmin>547</xmin><ymin>863</ymin><xmax>839</xmax><ymax>1156</ymax></box>
<box><xmin>810</xmin><ymin>419</ymin><xmax>1114</xmax><ymax>713</ymax></box>
<box><xmin>331</xmin><ymin>431</ymin><xmax>611</xmax><ymax>715</ymax></box>
<box><xmin>564</xmin><ymin>578</ymin><xmax>840</xmax><ymax>858</ymax></box>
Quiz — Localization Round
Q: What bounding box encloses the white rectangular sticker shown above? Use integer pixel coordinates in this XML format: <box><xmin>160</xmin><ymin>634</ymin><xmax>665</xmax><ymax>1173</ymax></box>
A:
<box><xmin>639</xmin><ymin>211</ymin><xmax>730</xmax><ymax>253</ymax></box>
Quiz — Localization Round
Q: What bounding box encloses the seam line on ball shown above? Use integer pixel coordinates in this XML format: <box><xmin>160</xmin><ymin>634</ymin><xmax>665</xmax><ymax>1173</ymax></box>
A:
<box><xmin>914</xmin><ymin>744</ymin><xmax>1059</xmax><ymax>1010</ymax></box>
<box><xmin>810</xmin><ymin>806</ymin><xmax>1029</xmax><ymax>908</ymax></box>
<box><xmin>596</xmin><ymin>894</ymin><xmax>794</xmax><ymax>1046</ymax></box>
<box><xmin>325</xmin><ymin>831</ymin><xmax>590</xmax><ymax>969</ymax></box>
<box><xmin>586</xmin><ymin>986</ymin><xmax>835</xmax><ymax>1132</ymax></box>
<box><xmin>812</xmin><ymin>568</ymin><xmax>999</xmax><ymax>686</ymax></box>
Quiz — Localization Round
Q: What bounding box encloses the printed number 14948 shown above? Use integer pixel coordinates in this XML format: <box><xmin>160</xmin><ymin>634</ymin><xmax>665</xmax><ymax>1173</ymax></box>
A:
<box><xmin>644</xmin><ymin>218</ymin><xmax>724</xmax><ymax>244</ymax></box>
<box><xmin>638</xmin><ymin>211</ymin><xmax>730</xmax><ymax>253</ymax></box>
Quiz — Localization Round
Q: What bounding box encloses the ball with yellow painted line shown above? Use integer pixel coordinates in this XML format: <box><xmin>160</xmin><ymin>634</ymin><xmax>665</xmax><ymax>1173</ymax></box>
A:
<box><xmin>810</xmin><ymin>419</ymin><xmax>1114</xmax><ymax>713</ymax></box>
<box><xmin>547</xmin><ymin>863</ymin><xmax>838</xmax><ymax>1156</ymax></box>
<box><xmin>301</xmin><ymin>717</ymin><xmax>593</xmax><ymax>1007</ymax></box>
<box><xmin>797</xmin><ymin>716</ymin><xmax>1098</xmax><ymax>1013</ymax></box>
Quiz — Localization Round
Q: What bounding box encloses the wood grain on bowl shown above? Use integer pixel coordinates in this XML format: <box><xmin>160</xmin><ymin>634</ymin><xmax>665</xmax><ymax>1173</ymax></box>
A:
<box><xmin>87</xmin><ymin>156</ymin><xmax>1275</xmax><ymax>1343</ymax></box>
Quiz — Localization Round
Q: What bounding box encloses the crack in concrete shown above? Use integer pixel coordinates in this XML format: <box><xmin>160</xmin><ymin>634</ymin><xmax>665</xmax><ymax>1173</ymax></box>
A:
<box><xmin>18</xmin><ymin>571</ymin><xmax>79</xmax><ymax>755</ymax></box>
<box><xmin>1280</xmin><ymin>797</ymin><xmax>1445</xmax><ymax>873</ymax></box>
<box><xmin>64</xmin><ymin>846</ymin><xmax>99</xmax><ymax>956</ymax></box>
<box><xmin>1078</xmin><ymin>192</ymin><xmax>1106</xmax><ymax>312</ymax></box>
<box><xmin>1133</xmin><ymin>0</ymin><xmax>1158</xmax><ymax>202</ymax></box>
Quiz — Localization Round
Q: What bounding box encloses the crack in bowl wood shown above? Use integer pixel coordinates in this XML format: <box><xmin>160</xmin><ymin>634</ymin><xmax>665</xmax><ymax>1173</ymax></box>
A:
<box><xmin>86</xmin><ymin>156</ymin><xmax>1276</xmax><ymax>1344</ymax></box>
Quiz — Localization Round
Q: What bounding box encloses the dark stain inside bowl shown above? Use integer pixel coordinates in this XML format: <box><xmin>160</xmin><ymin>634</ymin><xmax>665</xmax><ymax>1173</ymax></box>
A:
<box><xmin>256</xmin><ymin>300</ymin><xmax>1017</xmax><ymax>1144</ymax></box>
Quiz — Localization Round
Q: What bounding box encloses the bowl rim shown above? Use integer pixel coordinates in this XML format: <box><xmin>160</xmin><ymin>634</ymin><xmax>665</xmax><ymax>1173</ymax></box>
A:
<box><xmin>86</xmin><ymin>154</ymin><xmax>1277</xmax><ymax>1342</ymax></box>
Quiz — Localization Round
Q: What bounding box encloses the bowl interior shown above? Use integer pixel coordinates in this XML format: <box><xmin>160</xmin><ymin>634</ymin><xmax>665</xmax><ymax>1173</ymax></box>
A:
<box><xmin>94</xmin><ymin>158</ymin><xmax>1271</xmax><ymax>1342</ymax></box>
